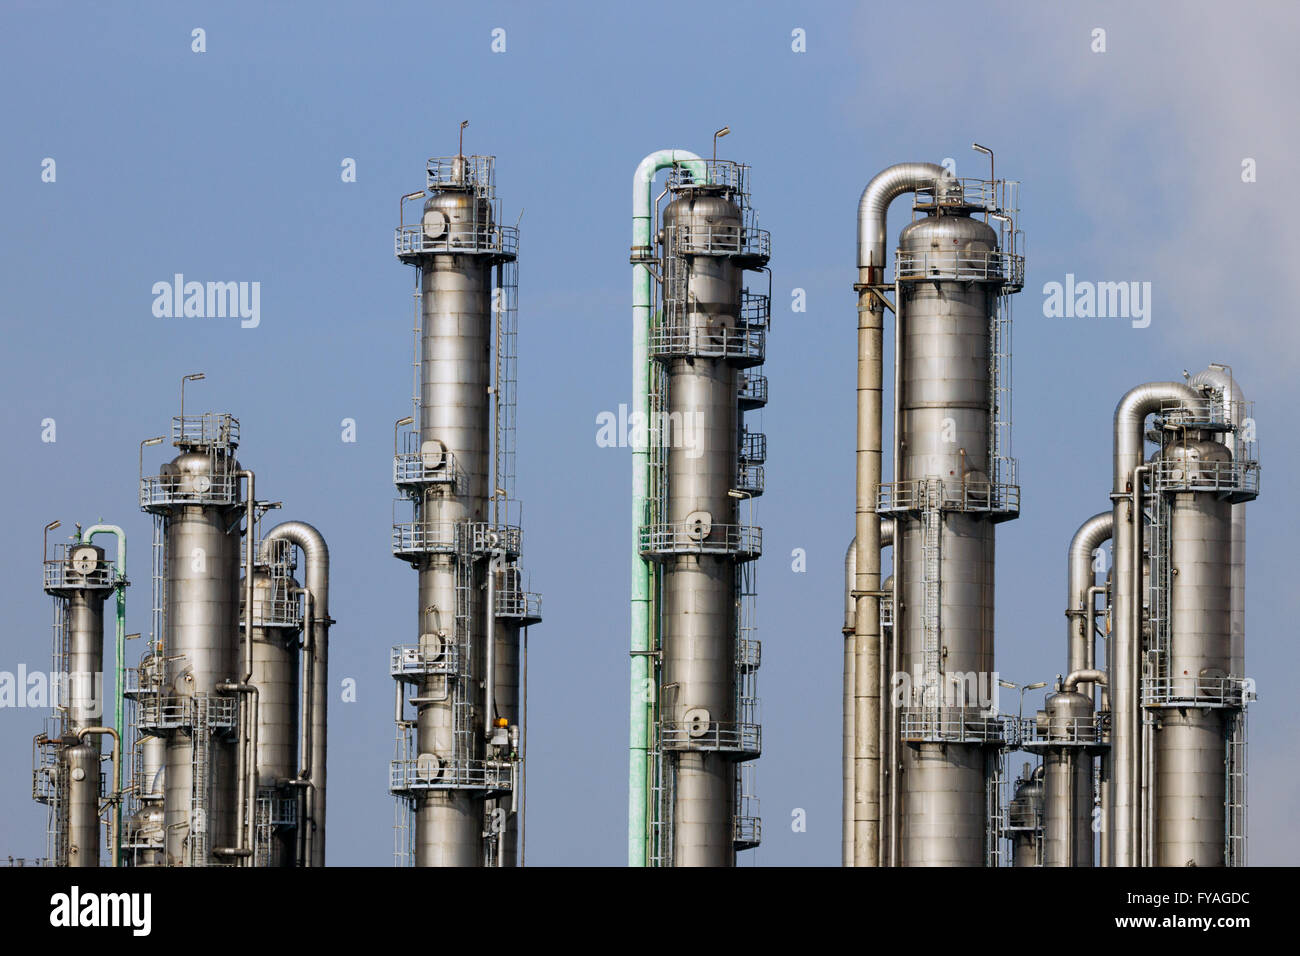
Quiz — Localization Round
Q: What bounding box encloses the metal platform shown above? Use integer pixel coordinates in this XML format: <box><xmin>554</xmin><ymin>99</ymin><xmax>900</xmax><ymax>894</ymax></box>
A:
<box><xmin>898</xmin><ymin>708</ymin><xmax>1008</xmax><ymax>745</ymax></box>
<box><xmin>660</xmin><ymin>720</ymin><xmax>762</xmax><ymax>759</ymax></box>
<box><xmin>876</xmin><ymin>476</ymin><xmax>1020</xmax><ymax>519</ymax></box>
<box><xmin>639</xmin><ymin>522</ymin><xmax>762</xmax><ymax>561</ymax></box>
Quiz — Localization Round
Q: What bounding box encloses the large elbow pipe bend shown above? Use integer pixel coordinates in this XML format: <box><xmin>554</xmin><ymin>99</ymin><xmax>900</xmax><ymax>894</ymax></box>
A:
<box><xmin>1066</xmin><ymin>512</ymin><xmax>1113</xmax><ymax>675</ymax></box>
<box><xmin>857</xmin><ymin>163</ymin><xmax>946</xmax><ymax>276</ymax></box>
<box><xmin>1112</xmin><ymin>382</ymin><xmax>1201</xmax><ymax>492</ymax></box>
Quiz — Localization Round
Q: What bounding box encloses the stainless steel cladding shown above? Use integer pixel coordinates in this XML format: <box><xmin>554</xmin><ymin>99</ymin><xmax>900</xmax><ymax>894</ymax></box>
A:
<box><xmin>260</xmin><ymin>521</ymin><xmax>331</xmax><ymax>867</ymax></box>
<box><xmin>870</xmin><ymin>164</ymin><xmax>1024</xmax><ymax>867</ymax></box>
<box><xmin>34</xmin><ymin>537</ymin><xmax>118</xmax><ymax>867</ymax></box>
<box><xmin>140</xmin><ymin>413</ymin><xmax>246</xmax><ymax>866</ymax></box>
<box><xmin>1006</xmin><ymin>765</ymin><xmax>1043</xmax><ymax>867</ymax></box>
<box><xmin>133</xmin><ymin>409</ymin><xmax>327</xmax><ymax>868</ymax></box>
<box><xmin>1075</xmin><ymin>368</ymin><xmax>1260</xmax><ymax>867</ymax></box>
<box><xmin>392</xmin><ymin>152</ymin><xmax>540</xmax><ymax>867</ymax></box>
<box><xmin>641</xmin><ymin>158</ymin><xmax>769</xmax><ymax>866</ymax></box>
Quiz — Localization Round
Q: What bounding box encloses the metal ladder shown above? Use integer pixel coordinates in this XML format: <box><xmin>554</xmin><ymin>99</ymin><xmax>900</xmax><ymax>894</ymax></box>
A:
<box><xmin>985</xmin><ymin>750</ymin><xmax>1006</xmax><ymax>867</ymax></box>
<box><xmin>189</xmin><ymin>697</ymin><xmax>211</xmax><ymax>866</ymax></box>
<box><xmin>1225</xmin><ymin>710</ymin><xmax>1248</xmax><ymax>866</ymax></box>
<box><xmin>1146</xmin><ymin>488</ymin><xmax>1171</xmax><ymax>692</ymax></box>
<box><xmin>493</xmin><ymin>259</ymin><xmax>519</xmax><ymax>521</ymax></box>
<box><xmin>921</xmin><ymin>482</ymin><xmax>943</xmax><ymax>709</ymax></box>
<box><xmin>393</xmin><ymin>794</ymin><xmax>413</xmax><ymax>867</ymax></box>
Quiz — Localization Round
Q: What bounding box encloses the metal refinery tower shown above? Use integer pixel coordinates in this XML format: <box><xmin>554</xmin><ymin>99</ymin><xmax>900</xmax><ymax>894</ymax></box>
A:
<box><xmin>390</xmin><ymin>142</ymin><xmax>541</xmax><ymax>867</ymax></box>
<box><xmin>844</xmin><ymin>151</ymin><xmax>1024</xmax><ymax>866</ymax></box>
<box><xmin>1022</xmin><ymin>365</ymin><xmax>1260</xmax><ymax>867</ymax></box>
<box><xmin>628</xmin><ymin>146</ymin><xmax>771</xmax><ymax>867</ymax></box>
<box><xmin>121</xmin><ymin>380</ymin><xmax>330</xmax><ymax>867</ymax></box>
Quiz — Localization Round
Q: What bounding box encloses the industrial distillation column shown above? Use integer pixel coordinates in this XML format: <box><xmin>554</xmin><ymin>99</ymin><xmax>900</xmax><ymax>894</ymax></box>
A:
<box><xmin>392</xmin><ymin>149</ymin><xmax>539</xmax><ymax>867</ymax></box>
<box><xmin>139</xmin><ymin>408</ymin><xmax>247</xmax><ymax>866</ymax></box>
<box><xmin>853</xmin><ymin>156</ymin><xmax>1024</xmax><ymax>866</ymax></box>
<box><xmin>1142</xmin><ymin>373</ymin><xmax>1258</xmax><ymax>866</ymax></box>
<box><xmin>637</xmin><ymin>156</ymin><xmax>770</xmax><ymax>866</ymax></box>
<box><xmin>34</xmin><ymin>530</ymin><xmax>121</xmax><ymax>866</ymax></box>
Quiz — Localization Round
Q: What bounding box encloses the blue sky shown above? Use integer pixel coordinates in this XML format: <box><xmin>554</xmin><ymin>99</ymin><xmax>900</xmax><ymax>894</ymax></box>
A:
<box><xmin>1</xmin><ymin>0</ymin><xmax>1296</xmax><ymax>865</ymax></box>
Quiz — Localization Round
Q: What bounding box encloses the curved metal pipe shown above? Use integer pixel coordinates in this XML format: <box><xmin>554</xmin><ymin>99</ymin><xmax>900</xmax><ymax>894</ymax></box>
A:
<box><xmin>1109</xmin><ymin>382</ymin><xmax>1198</xmax><ymax>866</ymax></box>
<box><xmin>629</xmin><ymin>148</ymin><xmax>706</xmax><ymax>867</ymax></box>
<box><xmin>82</xmin><ymin>523</ymin><xmax>126</xmax><ymax>868</ymax></box>
<box><xmin>260</xmin><ymin>520</ymin><xmax>329</xmax><ymax>867</ymax></box>
<box><xmin>1064</xmin><ymin>670</ymin><xmax>1107</xmax><ymax>692</ymax></box>
<box><xmin>852</xmin><ymin>163</ymin><xmax>943</xmax><ymax>868</ymax></box>
<box><xmin>1066</xmin><ymin>512</ymin><xmax>1113</xmax><ymax>699</ymax></box>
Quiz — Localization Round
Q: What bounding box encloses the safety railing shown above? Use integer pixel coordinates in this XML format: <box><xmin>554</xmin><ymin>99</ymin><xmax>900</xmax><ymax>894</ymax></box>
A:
<box><xmin>394</xmin><ymin>222</ymin><xmax>518</xmax><ymax>260</ymax></box>
<box><xmin>737</xmin><ymin>638</ymin><xmax>762</xmax><ymax>672</ymax></box>
<box><xmin>667</xmin><ymin>158</ymin><xmax>751</xmax><ymax>195</ymax></box>
<box><xmin>669</xmin><ymin>222</ymin><xmax>771</xmax><ymax>261</ymax></box>
<box><xmin>43</xmin><ymin>551</ymin><xmax>115</xmax><ymax>592</ymax></box>
<box><xmin>660</xmin><ymin>720</ymin><xmax>762</xmax><ymax>757</ymax></box>
<box><xmin>740</xmin><ymin>290</ymin><xmax>770</xmax><ymax>327</ymax></box>
<box><xmin>639</xmin><ymin>522</ymin><xmax>762</xmax><ymax>561</ymax></box>
<box><xmin>133</xmin><ymin>694</ymin><xmax>238</xmax><ymax>732</ymax></box>
<box><xmin>735</xmin><ymin>462</ymin><xmax>764</xmax><ymax>496</ymax></box>
<box><xmin>877</xmin><ymin>477</ymin><xmax>1020</xmax><ymax>515</ymax></box>
<box><xmin>1142</xmin><ymin>675</ymin><xmax>1254</xmax><ymax>708</ymax></box>
<box><xmin>1151</xmin><ymin>457</ymin><xmax>1260</xmax><ymax>499</ymax></box>
<box><xmin>172</xmin><ymin>413</ymin><xmax>239</xmax><ymax>450</ymax></box>
<box><xmin>898</xmin><ymin>708</ymin><xmax>1007</xmax><ymax>744</ymax></box>
<box><xmin>740</xmin><ymin>429</ymin><xmax>767</xmax><ymax>464</ymax></box>
<box><xmin>738</xmin><ymin>373</ymin><xmax>768</xmax><ymax>408</ymax></box>
<box><xmin>733</xmin><ymin>815</ymin><xmax>762</xmax><ymax>850</ymax></box>
<box><xmin>649</xmin><ymin>322</ymin><xmax>765</xmax><ymax>365</ymax></box>
<box><xmin>895</xmin><ymin>248</ymin><xmax>1025</xmax><ymax>289</ymax></box>
<box><xmin>494</xmin><ymin>583</ymin><xmax>542</xmax><ymax>622</ymax></box>
<box><xmin>425</xmin><ymin>155</ymin><xmax>497</xmax><ymax>194</ymax></box>
<box><xmin>140</xmin><ymin>471</ymin><xmax>241</xmax><ymax>509</ymax></box>
<box><xmin>1157</xmin><ymin>395</ymin><xmax>1235</xmax><ymax>432</ymax></box>
<box><xmin>391</xmin><ymin>520</ymin><xmax>458</xmax><ymax>557</ymax></box>
<box><xmin>390</xmin><ymin>642</ymin><xmax>459</xmax><ymax>681</ymax></box>
<box><xmin>389</xmin><ymin>756</ymin><xmax>513</xmax><ymax>794</ymax></box>
<box><xmin>465</xmin><ymin>522</ymin><xmax>522</xmax><ymax>557</ymax></box>
<box><xmin>393</xmin><ymin>450</ymin><xmax>460</xmax><ymax>489</ymax></box>
<box><xmin>1018</xmin><ymin>713</ymin><xmax>1108</xmax><ymax>749</ymax></box>
<box><xmin>254</xmin><ymin>788</ymin><xmax>299</xmax><ymax>829</ymax></box>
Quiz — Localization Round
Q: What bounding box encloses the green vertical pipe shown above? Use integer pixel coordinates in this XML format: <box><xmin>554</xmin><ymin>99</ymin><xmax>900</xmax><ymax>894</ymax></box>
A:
<box><xmin>630</xmin><ymin>149</ymin><xmax>705</xmax><ymax>866</ymax></box>
<box><xmin>85</xmin><ymin>524</ymin><xmax>126</xmax><ymax>868</ymax></box>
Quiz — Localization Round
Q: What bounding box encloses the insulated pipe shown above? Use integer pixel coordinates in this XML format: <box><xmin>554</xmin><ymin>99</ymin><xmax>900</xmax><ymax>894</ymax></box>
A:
<box><xmin>261</xmin><ymin>521</ymin><xmax>329</xmax><ymax>866</ymax></box>
<box><xmin>1066</xmin><ymin>513</ymin><xmax>1112</xmax><ymax>700</ymax></box>
<box><xmin>1109</xmin><ymin>383</ymin><xmax>1198</xmax><ymax>866</ymax></box>
<box><xmin>629</xmin><ymin>148</ymin><xmax>706</xmax><ymax>867</ymax></box>
<box><xmin>217</xmin><ymin>682</ymin><xmax>258</xmax><ymax>865</ymax></box>
<box><xmin>485</xmin><ymin>548</ymin><xmax>499</xmax><ymax>737</ymax></box>
<box><xmin>1065</xmin><ymin>670</ymin><xmax>1107</xmax><ymax>692</ymax></box>
<box><xmin>852</xmin><ymin>162</ymin><xmax>943</xmax><ymax>868</ymax></box>
<box><xmin>296</xmin><ymin>589</ymin><xmax>313</xmax><ymax>781</ymax></box>
<box><xmin>842</xmin><ymin>520</ymin><xmax>893</xmax><ymax>866</ymax></box>
<box><xmin>82</xmin><ymin>524</ymin><xmax>126</xmax><ymax>869</ymax></box>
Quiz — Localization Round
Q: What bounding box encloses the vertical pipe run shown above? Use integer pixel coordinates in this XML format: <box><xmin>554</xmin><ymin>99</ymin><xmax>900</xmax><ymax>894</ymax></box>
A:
<box><xmin>261</xmin><ymin>521</ymin><xmax>329</xmax><ymax>866</ymax></box>
<box><xmin>851</xmin><ymin>162</ymin><xmax>944</xmax><ymax>867</ymax></box>
<box><xmin>83</xmin><ymin>525</ymin><xmax>126</xmax><ymax>868</ymax></box>
<box><xmin>1108</xmin><ymin>383</ymin><xmax>1198</xmax><ymax>866</ymax></box>
<box><xmin>629</xmin><ymin>149</ymin><xmax>705</xmax><ymax>867</ymax></box>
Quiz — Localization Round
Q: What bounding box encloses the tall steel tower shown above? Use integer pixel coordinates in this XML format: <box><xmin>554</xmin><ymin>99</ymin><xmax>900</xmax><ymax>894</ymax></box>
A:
<box><xmin>630</xmin><ymin>150</ymin><xmax>771</xmax><ymax>866</ymax></box>
<box><xmin>847</xmin><ymin>152</ymin><xmax>1024</xmax><ymax>866</ymax></box>
<box><xmin>391</xmin><ymin>145</ymin><xmax>541</xmax><ymax>867</ymax></box>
